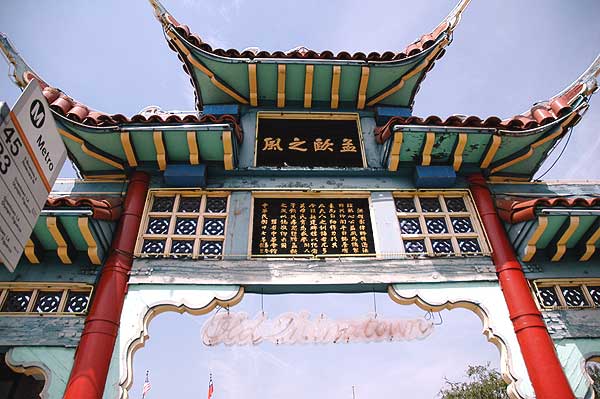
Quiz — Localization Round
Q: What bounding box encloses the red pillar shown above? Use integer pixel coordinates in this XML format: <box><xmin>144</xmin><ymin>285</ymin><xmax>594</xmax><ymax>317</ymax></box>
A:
<box><xmin>468</xmin><ymin>173</ymin><xmax>573</xmax><ymax>399</ymax></box>
<box><xmin>64</xmin><ymin>171</ymin><xmax>150</xmax><ymax>399</ymax></box>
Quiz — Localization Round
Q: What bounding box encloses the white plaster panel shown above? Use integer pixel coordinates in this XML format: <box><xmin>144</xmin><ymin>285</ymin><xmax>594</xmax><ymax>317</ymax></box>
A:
<box><xmin>370</xmin><ymin>192</ymin><xmax>404</xmax><ymax>256</ymax></box>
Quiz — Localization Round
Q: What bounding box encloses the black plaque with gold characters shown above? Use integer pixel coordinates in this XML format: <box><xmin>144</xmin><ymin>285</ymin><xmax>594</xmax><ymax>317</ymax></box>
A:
<box><xmin>251</xmin><ymin>197</ymin><xmax>376</xmax><ymax>257</ymax></box>
<box><xmin>256</xmin><ymin>115</ymin><xmax>364</xmax><ymax>167</ymax></box>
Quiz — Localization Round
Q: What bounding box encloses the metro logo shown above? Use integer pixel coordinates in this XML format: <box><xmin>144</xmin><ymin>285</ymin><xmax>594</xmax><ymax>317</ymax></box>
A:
<box><xmin>29</xmin><ymin>99</ymin><xmax>45</xmax><ymax>129</ymax></box>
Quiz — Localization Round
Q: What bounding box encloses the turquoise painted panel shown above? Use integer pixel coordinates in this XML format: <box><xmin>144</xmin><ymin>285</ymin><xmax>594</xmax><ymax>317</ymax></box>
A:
<box><xmin>197</xmin><ymin>130</ymin><xmax>224</xmax><ymax>161</ymax></box>
<box><xmin>365</xmin><ymin>61</ymin><xmax>417</xmax><ymax>99</ymax></box>
<box><xmin>568</xmin><ymin>216</ymin><xmax>597</xmax><ymax>248</ymax></box>
<box><xmin>339</xmin><ymin>65</ymin><xmax>361</xmax><ymax>103</ymax></box>
<box><xmin>492</xmin><ymin>131</ymin><xmax>545</xmax><ymax>163</ymax></box>
<box><xmin>129</xmin><ymin>131</ymin><xmax>156</xmax><ymax>162</ymax></box>
<box><xmin>285</xmin><ymin>64</ymin><xmax>305</xmax><ymax>103</ymax></box>
<box><xmin>399</xmin><ymin>130</ymin><xmax>426</xmax><ymax>163</ymax></box>
<box><xmin>502</xmin><ymin>140</ymin><xmax>556</xmax><ymax>176</ymax></box>
<box><xmin>554</xmin><ymin>338</ymin><xmax>600</xmax><ymax>399</ymax></box>
<box><xmin>163</xmin><ymin>130</ymin><xmax>190</xmax><ymax>162</ymax></box>
<box><xmin>537</xmin><ymin>215</ymin><xmax>568</xmax><ymax>249</ymax></box>
<box><xmin>7</xmin><ymin>346</ymin><xmax>75</xmax><ymax>399</ymax></box>
<box><xmin>257</xmin><ymin>63</ymin><xmax>278</xmax><ymax>103</ymax></box>
<box><xmin>193</xmin><ymin>70</ymin><xmax>237</xmax><ymax>105</ymax></box>
<box><xmin>194</xmin><ymin>50</ymin><xmax>250</xmax><ymax>100</ymax></box>
<box><xmin>33</xmin><ymin>216</ymin><xmax>56</xmax><ymax>250</ymax></box>
<box><xmin>312</xmin><ymin>65</ymin><xmax>333</xmax><ymax>105</ymax></box>
<box><xmin>62</xmin><ymin>137</ymin><xmax>117</xmax><ymax>172</ymax></box>
<box><xmin>58</xmin><ymin>216</ymin><xmax>87</xmax><ymax>251</ymax></box>
<box><xmin>462</xmin><ymin>133</ymin><xmax>494</xmax><ymax>164</ymax></box>
<box><xmin>69</xmin><ymin>126</ymin><xmax>126</xmax><ymax>161</ymax></box>
<box><xmin>377</xmin><ymin>70</ymin><xmax>422</xmax><ymax>107</ymax></box>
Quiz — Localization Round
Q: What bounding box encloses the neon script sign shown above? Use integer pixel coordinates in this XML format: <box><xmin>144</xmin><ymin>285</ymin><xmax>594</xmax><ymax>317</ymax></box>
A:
<box><xmin>201</xmin><ymin>311</ymin><xmax>434</xmax><ymax>346</ymax></box>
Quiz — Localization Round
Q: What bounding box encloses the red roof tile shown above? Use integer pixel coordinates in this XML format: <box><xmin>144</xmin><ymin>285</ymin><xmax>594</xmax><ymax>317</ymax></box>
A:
<box><xmin>23</xmin><ymin>71</ymin><xmax>243</xmax><ymax>142</ymax></box>
<box><xmin>374</xmin><ymin>86</ymin><xmax>583</xmax><ymax>143</ymax></box>
<box><xmin>496</xmin><ymin>197</ymin><xmax>600</xmax><ymax>224</ymax></box>
<box><xmin>45</xmin><ymin>197</ymin><xmax>124</xmax><ymax>221</ymax></box>
<box><xmin>170</xmin><ymin>19</ymin><xmax>449</xmax><ymax>62</ymax></box>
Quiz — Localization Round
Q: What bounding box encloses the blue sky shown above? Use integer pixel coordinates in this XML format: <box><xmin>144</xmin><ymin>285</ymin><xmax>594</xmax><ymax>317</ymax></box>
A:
<box><xmin>1</xmin><ymin>0</ymin><xmax>599</xmax><ymax>179</ymax></box>
<box><xmin>1</xmin><ymin>1</ymin><xmax>599</xmax><ymax>398</ymax></box>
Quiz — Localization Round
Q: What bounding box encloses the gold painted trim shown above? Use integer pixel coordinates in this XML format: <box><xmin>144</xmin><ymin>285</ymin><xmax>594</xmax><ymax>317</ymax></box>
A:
<box><xmin>248</xmin><ymin>63</ymin><xmax>258</xmax><ymax>107</ymax></box>
<box><xmin>78</xmin><ymin>217</ymin><xmax>101</xmax><ymax>265</ymax></box>
<box><xmin>580</xmin><ymin>225</ymin><xmax>600</xmax><ymax>261</ymax></box>
<box><xmin>356</xmin><ymin>66</ymin><xmax>370</xmax><ymax>110</ymax></box>
<box><xmin>82</xmin><ymin>173</ymin><xmax>127</xmax><ymax>180</ymax></box>
<box><xmin>480</xmin><ymin>135</ymin><xmax>501</xmax><ymax>169</ymax></box>
<box><xmin>552</xmin><ymin>215</ymin><xmax>580</xmax><ymax>262</ymax></box>
<box><xmin>453</xmin><ymin>133</ymin><xmax>468</xmax><ymax>171</ymax></box>
<box><xmin>486</xmin><ymin>176</ymin><xmax>530</xmax><ymax>183</ymax></box>
<box><xmin>58</xmin><ymin>128</ymin><xmax>125</xmax><ymax>171</ymax></box>
<box><xmin>331</xmin><ymin>65</ymin><xmax>341</xmax><ymax>109</ymax></box>
<box><xmin>167</xmin><ymin>32</ymin><xmax>249</xmax><ymax>104</ymax></box>
<box><xmin>24</xmin><ymin>239</ymin><xmax>40</xmax><ymax>264</ymax></box>
<box><xmin>187</xmin><ymin>131</ymin><xmax>199</xmax><ymax>165</ymax></box>
<box><xmin>222</xmin><ymin>130</ymin><xmax>234</xmax><ymax>170</ymax></box>
<box><xmin>277</xmin><ymin>64</ymin><xmax>286</xmax><ymax>108</ymax></box>
<box><xmin>388</xmin><ymin>130</ymin><xmax>403</xmax><ymax>171</ymax></box>
<box><xmin>120</xmin><ymin>131</ymin><xmax>138</xmax><ymax>167</ymax></box>
<box><xmin>46</xmin><ymin>217</ymin><xmax>72</xmax><ymax>264</ymax></box>
<box><xmin>421</xmin><ymin>132</ymin><xmax>436</xmax><ymax>166</ymax></box>
<box><xmin>304</xmin><ymin>64</ymin><xmax>314</xmax><ymax>109</ymax></box>
<box><xmin>366</xmin><ymin>39</ymin><xmax>448</xmax><ymax>107</ymax></box>
<box><xmin>522</xmin><ymin>216</ymin><xmax>548</xmax><ymax>262</ymax></box>
<box><xmin>490</xmin><ymin>115</ymin><xmax>576</xmax><ymax>175</ymax></box>
<box><xmin>153</xmin><ymin>130</ymin><xmax>166</xmax><ymax>171</ymax></box>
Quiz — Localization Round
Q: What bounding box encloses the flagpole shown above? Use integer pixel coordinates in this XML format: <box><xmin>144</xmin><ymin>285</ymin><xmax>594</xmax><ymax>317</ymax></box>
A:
<box><xmin>142</xmin><ymin>370</ymin><xmax>150</xmax><ymax>399</ymax></box>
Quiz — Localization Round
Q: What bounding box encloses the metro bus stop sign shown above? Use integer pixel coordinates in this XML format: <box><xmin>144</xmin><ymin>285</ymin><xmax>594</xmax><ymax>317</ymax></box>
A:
<box><xmin>0</xmin><ymin>80</ymin><xmax>66</xmax><ymax>271</ymax></box>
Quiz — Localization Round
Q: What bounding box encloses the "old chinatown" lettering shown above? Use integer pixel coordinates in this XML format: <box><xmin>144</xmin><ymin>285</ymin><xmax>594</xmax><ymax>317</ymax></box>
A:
<box><xmin>201</xmin><ymin>311</ymin><xmax>434</xmax><ymax>346</ymax></box>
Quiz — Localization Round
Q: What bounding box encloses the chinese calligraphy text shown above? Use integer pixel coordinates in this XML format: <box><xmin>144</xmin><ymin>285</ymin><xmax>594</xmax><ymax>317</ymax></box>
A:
<box><xmin>251</xmin><ymin>197</ymin><xmax>375</xmax><ymax>257</ymax></box>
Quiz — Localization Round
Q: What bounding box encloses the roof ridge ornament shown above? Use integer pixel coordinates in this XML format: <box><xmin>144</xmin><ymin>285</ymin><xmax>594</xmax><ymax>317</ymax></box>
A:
<box><xmin>445</xmin><ymin>0</ymin><xmax>472</xmax><ymax>32</ymax></box>
<box><xmin>556</xmin><ymin>54</ymin><xmax>600</xmax><ymax>101</ymax></box>
<box><xmin>148</xmin><ymin>0</ymin><xmax>171</xmax><ymax>28</ymax></box>
<box><xmin>0</xmin><ymin>32</ymin><xmax>43</xmax><ymax>89</ymax></box>
<box><xmin>148</xmin><ymin>0</ymin><xmax>469</xmax><ymax>62</ymax></box>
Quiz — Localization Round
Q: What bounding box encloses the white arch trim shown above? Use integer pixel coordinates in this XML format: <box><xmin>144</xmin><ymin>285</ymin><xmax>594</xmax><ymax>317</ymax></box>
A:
<box><xmin>388</xmin><ymin>281</ymin><xmax>534</xmax><ymax>399</ymax></box>
<box><xmin>117</xmin><ymin>284</ymin><xmax>244</xmax><ymax>399</ymax></box>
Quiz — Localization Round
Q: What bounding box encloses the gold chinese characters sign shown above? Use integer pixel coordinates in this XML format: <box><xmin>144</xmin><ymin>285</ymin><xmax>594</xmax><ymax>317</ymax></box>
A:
<box><xmin>255</xmin><ymin>113</ymin><xmax>365</xmax><ymax>167</ymax></box>
<box><xmin>251</xmin><ymin>197</ymin><xmax>376</xmax><ymax>257</ymax></box>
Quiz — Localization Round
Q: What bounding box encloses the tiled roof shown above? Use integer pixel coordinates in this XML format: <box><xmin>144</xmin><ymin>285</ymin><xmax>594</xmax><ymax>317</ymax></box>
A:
<box><xmin>170</xmin><ymin>18</ymin><xmax>449</xmax><ymax>62</ymax></box>
<box><xmin>45</xmin><ymin>197</ymin><xmax>124</xmax><ymax>221</ymax></box>
<box><xmin>374</xmin><ymin>84</ymin><xmax>583</xmax><ymax>143</ymax></box>
<box><xmin>23</xmin><ymin>72</ymin><xmax>243</xmax><ymax>141</ymax></box>
<box><xmin>496</xmin><ymin>197</ymin><xmax>600</xmax><ymax>224</ymax></box>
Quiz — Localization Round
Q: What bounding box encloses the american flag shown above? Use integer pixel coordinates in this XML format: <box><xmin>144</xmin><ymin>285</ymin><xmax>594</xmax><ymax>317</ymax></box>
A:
<box><xmin>207</xmin><ymin>373</ymin><xmax>214</xmax><ymax>399</ymax></box>
<box><xmin>142</xmin><ymin>370</ymin><xmax>151</xmax><ymax>398</ymax></box>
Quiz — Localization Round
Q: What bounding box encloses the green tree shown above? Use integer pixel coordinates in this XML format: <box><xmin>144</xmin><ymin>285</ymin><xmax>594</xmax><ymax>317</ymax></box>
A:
<box><xmin>587</xmin><ymin>362</ymin><xmax>600</xmax><ymax>396</ymax></box>
<box><xmin>438</xmin><ymin>363</ymin><xmax>508</xmax><ymax>399</ymax></box>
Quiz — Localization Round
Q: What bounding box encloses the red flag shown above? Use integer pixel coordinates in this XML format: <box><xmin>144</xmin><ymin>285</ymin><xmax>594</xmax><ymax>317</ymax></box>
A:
<box><xmin>207</xmin><ymin>374</ymin><xmax>214</xmax><ymax>399</ymax></box>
